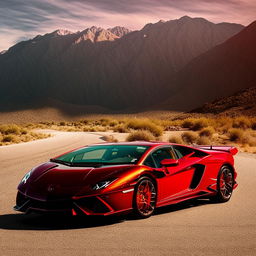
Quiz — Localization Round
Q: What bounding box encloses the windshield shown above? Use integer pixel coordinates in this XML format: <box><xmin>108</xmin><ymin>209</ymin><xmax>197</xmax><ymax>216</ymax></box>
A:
<box><xmin>52</xmin><ymin>145</ymin><xmax>150</xmax><ymax>166</ymax></box>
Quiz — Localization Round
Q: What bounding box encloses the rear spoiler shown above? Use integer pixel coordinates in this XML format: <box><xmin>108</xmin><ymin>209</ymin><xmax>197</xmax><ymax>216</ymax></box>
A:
<box><xmin>195</xmin><ymin>145</ymin><xmax>238</xmax><ymax>155</ymax></box>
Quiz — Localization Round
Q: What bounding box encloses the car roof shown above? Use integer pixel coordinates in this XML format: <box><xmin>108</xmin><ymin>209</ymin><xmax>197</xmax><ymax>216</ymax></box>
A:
<box><xmin>89</xmin><ymin>141</ymin><xmax>172</xmax><ymax>147</ymax></box>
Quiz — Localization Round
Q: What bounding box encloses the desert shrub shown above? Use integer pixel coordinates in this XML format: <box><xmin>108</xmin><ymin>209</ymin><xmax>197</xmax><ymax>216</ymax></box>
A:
<box><xmin>228</xmin><ymin>128</ymin><xmax>244</xmax><ymax>142</ymax></box>
<box><xmin>232</xmin><ymin>116</ymin><xmax>251</xmax><ymax>129</ymax></box>
<box><xmin>99</xmin><ymin>118</ymin><xmax>111</xmax><ymax>126</ymax></box>
<box><xmin>217</xmin><ymin>123</ymin><xmax>232</xmax><ymax>134</ymax></box>
<box><xmin>0</xmin><ymin>124</ymin><xmax>21</xmax><ymax>135</ymax></box>
<box><xmin>109</xmin><ymin>120</ymin><xmax>119</xmax><ymax>127</ymax></box>
<box><xmin>246</xmin><ymin>136</ymin><xmax>256</xmax><ymax>147</ymax></box>
<box><xmin>197</xmin><ymin>136</ymin><xmax>211</xmax><ymax>145</ymax></box>
<box><xmin>199</xmin><ymin>127</ymin><xmax>215</xmax><ymax>137</ymax></box>
<box><xmin>126</xmin><ymin>130</ymin><xmax>155</xmax><ymax>142</ymax></box>
<box><xmin>95</xmin><ymin>126</ymin><xmax>108</xmax><ymax>132</ymax></box>
<box><xmin>181</xmin><ymin>131</ymin><xmax>198</xmax><ymax>144</ymax></box>
<box><xmin>59</xmin><ymin>121</ymin><xmax>66</xmax><ymax>126</ymax></box>
<box><xmin>2</xmin><ymin>134</ymin><xmax>17</xmax><ymax>142</ymax></box>
<box><xmin>80</xmin><ymin>119</ymin><xmax>89</xmax><ymax>125</ymax></box>
<box><xmin>113</xmin><ymin>125</ymin><xmax>129</xmax><ymax>133</ymax></box>
<box><xmin>126</xmin><ymin>119</ymin><xmax>163</xmax><ymax>137</ymax></box>
<box><xmin>251</xmin><ymin>122</ymin><xmax>256</xmax><ymax>130</ymax></box>
<box><xmin>20</xmin><ymin>128</ymin><xmax>28</xmax><ymax>135</ymax></box>
<box><xmin>168</xmin><ymin>135</ymin><xmax>183</xmax><ymax>144</ymax></box>
<box><xmin>102</xmin><ymin>135</ymin><xmax>118</xmax><ymax>142</ymax></box>
<box><xmin>181</xmin><ymin>119</ymin><xmax>194</xmax><ymax>129</ymax></box>
<box><xmin>191</xmin><ymin>119</ymin><xmax>209</xmax><ymax>131</ymax></box>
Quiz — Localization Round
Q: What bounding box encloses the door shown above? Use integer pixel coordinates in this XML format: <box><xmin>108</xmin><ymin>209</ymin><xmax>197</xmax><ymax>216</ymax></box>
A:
<box><xmin>143</xmin><ymin>146</ymin><xmax>195</xmax><ymax>204</ymax></box>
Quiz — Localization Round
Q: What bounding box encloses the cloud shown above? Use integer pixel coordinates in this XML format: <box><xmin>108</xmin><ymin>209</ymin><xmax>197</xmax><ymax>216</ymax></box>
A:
<box><xmin>0</xmin><ymin>0</ymin><xmax>255</xmax><ymax>50</ymax></box>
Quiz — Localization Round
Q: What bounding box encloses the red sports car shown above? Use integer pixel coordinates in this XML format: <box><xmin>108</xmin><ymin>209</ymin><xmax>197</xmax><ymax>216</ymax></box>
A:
<box><xmin>14</xmin><ymin>142</ymin><xmax>238</xmax><ymax>218</ymax></box>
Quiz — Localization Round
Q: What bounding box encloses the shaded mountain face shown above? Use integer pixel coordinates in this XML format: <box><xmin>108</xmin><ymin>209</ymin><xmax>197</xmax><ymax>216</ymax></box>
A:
<box><xmin>192</xmin><ymin>87</ymin><xmax>256</xmax><ymax>116</ymax></box>
<box><xmin>163</xmin><ymin>20</ymin><xmax>256</xmax><ymax>111</ymax></box>
<box><xmin>0</xmin><ymin>16</ymin><xmax>244</xmax><ymax>111</ymax></box>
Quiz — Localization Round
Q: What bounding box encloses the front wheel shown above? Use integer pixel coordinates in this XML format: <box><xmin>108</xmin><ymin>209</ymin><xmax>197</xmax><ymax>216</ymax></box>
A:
<box><xmin>211</xmin><ymin>165</ymin><xmax>234</xmax><ymax>203</ymax></box>
<box><xmin>133</xmin><ymin>177</ymin><xmax>157</xmax><ymax>218</ymax></box>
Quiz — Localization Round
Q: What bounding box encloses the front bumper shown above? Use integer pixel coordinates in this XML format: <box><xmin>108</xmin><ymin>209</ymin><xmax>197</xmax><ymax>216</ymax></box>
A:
<box><xmin>14</xmin><ymin>189</ymin><xmax>134</xmax><ymax>216</ymax></box>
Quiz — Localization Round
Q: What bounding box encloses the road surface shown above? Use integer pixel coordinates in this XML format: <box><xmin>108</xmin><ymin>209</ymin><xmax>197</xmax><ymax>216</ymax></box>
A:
<box><xmin>0</xmin><ymin>131</ymin><xmax>255</xmax><ymax>256</ymax></box>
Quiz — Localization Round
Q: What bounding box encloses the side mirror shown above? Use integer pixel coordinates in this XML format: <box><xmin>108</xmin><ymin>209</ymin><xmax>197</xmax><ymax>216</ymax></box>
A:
<box><xmin>161</xmin><ymin>159</ymin><xmax>179</xmax><ymax>167</ymax></box>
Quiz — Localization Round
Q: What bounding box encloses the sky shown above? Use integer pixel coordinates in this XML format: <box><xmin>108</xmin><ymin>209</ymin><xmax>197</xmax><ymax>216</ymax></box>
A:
<box><xmin>0</xmin><ymin>0</ymin><xmax>256</xmax><ymax>51</ymax></box>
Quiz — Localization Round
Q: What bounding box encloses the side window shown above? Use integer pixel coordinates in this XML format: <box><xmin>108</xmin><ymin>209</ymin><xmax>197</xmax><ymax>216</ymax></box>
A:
<box><xmin>173</xmin><ymin>145</ymin><xmax>194</xmax><ymax>159</ymax></box>
<box><xmin>152</xmin><ymin>148</ymin><xmax>175</xmax><ymax>168</ymax></box>
<box><xmin>143</xmin><ymin>155</ymin><xmax>156</xmax><ymax>168</ymax></box>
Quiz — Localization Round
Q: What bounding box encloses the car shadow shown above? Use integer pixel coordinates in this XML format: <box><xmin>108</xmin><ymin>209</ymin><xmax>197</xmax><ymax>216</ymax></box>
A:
<box><xmin>0</xmin><ymin>199</ymin><xmax>212</xmax><ymax>230</ymax></box>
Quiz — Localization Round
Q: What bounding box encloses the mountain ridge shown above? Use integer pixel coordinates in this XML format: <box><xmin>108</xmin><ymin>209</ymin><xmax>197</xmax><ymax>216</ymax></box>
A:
<box><xmin>162</xmin><ymin>20</ymin><xmax>256</xmax><ymax>111</ymax></box>
<box><xmin>0</xmin><ymin>16</ymin><xmax>245</xmax><ymax>111</ymax></box>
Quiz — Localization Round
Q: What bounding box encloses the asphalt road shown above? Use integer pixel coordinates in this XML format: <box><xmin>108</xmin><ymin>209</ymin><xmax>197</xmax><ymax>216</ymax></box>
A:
<box><xmin>0</xmin><ymin>131</ymin><xmax>255</xmax><ymax>256</ymax></box>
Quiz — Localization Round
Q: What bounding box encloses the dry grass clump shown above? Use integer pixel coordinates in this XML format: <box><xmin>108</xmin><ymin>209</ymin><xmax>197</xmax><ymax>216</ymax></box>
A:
<box><xmin>102</xmin><ymin>135</ymin><xmax>118</xmax><ymax>143</ymax></box>
<box><xmin>126</xmin><ymin>119</ymin><xmax>163</xmax><ymax>137</ymax></box>
<box><xmin>199</xmin><ymin>127</ymin><xmax>215</xmax><ymax>138</ymax></box>
<box><xmin>196</xmin><ymin>136</ymin><xmax>211</xmax><ymax>145</ymax></box>
<box><xmin>0</xmin><ymin>123</ymin><xmax>50</xmax><ymax>145</ymax></box>
<box><xmin>126</xmin><ymin>130</ymin><xmax>155</xmax><ymax>142</ymax></box>
<box><xmin>113</xmin><ymin>125</ymin><xmax>129</xmax><ymax>133</ymax></box>
<box><xmin>2</xmin><ymin>134</ymin><xmax>17</xmax><ymax>143</ymax></box>
<box><xmin>232</xmin><ymin>116</ymin><xmax>251</xmax><ymax>129</ymax></box>
<box><xmin>0</xmin><ymin>124</ymin><xmax>24</xmax><ymax>135</ymax></box>
<box><xmin>228</xmin><ymin>128</ymin><xmax>244</xmax><ymax>142</ymax></box>
<box><xmin>181</xmin><ymin>118</ymin><xmax>210</xmax><ymax>131</ymax></box>
<box><xmin>181</xmin><ymin>119</ymin><xmax>194</xmax><ymax>129</ymax></box>
<box><xmin>181</xmin><ymin>131</ymin><xmax>198</xmax><ymax>144</ymax></box>
<box><xmin>251</xmin><ymin>122</ymin><xmax>256</xmax><ymax>130</ymax></box>
<box><xmin>191</xmin><ymin>118</ymin><xmax>209</xmax><ymax>131</ymax></box>
<box><xmin>168</xmin><ymin>135</ymin><xmax>183</xmax><ymax>144</ymax></box>
<box><xmin>0</xmin><ymin>131</ymin><xmax>50</xmax><ymax>145</ymax></box>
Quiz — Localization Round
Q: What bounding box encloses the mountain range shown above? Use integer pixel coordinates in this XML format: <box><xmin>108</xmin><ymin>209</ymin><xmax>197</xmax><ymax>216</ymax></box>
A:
<box><xmin>0</xmin><ymin>16</ymin><xmax>253</xmax><ymax>113</ymax></box>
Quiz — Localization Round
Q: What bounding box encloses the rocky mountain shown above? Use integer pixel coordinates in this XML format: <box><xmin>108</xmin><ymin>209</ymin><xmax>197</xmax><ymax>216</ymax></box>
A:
<box><xmin>192</xmin><ymin>87</ymin><xmax>256</xmax><ymax>116</ymax></box>
<box><xmin>163</xmin><ymin>20</ymin><xmax>256</xmax><ymax>111</ymax></box>
<box><xmin>0</xmin><ymin>16</ymin><xmax>244</xmax><ymax>111</ymax></box>
<box><xmin>107</xmin><ymin>26</ymin><xmax>132</xmax><ymax>37</ymax></box>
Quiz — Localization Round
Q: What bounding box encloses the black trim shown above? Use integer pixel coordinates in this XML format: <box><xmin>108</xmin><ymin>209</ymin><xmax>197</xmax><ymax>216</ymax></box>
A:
<box><xmin>190</xmin><ymin>164</ymin><xmax>205</xmax><ymax>189</ymax></box>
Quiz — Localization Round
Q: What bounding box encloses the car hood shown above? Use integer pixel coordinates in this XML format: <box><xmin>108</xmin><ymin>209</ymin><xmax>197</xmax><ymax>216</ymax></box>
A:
<box><xmin>18</xmin><ymin>162</ymin><xmax>134</xmax><ymax>200</ymax></box>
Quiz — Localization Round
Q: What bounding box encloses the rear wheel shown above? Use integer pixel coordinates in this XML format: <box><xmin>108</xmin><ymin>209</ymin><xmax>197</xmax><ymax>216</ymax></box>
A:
<box><xmin>133</xmin><ymin>177</ymin><xmax>157</xmax><ymax>218</ymax></box>
<box><xmin>211</xmin><ymin>165</ymin><xmax>234</xmax><ymax>203</ymax></box>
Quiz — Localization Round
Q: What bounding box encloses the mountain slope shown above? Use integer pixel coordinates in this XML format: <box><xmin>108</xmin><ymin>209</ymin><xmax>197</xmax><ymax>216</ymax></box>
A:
<box><xmin>193</xmin><ymin>87</ymin><xmax>256</xmax><ymax>115</ymax></box>
<box><xmin>163</xmin><ymin>21</ymin><xmax>256</xmax><ymax>111</ymax></box>
<box><xmin>0</xmin><ymin>17</ymin><xmax>243</xmax><ymax>111</ymax></box>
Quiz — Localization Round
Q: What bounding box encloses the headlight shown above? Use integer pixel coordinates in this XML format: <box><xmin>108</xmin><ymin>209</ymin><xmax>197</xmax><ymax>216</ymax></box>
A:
<box><xmin>92</xmin><ymin>179</ymin><xmax>116</xmax><ymax>190</ymax></box>
<box><xmin>20</xmin><ymin>170</ymin><xmax>32</xmax><ymax>184</ymax></box>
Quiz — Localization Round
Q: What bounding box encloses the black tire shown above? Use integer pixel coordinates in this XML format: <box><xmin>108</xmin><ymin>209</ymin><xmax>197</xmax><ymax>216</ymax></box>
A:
<box><xmin>133</xmin><ymin>177</ymin><xmax>157</xmax><ymax>218</ymax></box>
<box><xmin>210</xmin><ymin>165</ymin><xmax>234</xmax><ymax>203</ymax></box>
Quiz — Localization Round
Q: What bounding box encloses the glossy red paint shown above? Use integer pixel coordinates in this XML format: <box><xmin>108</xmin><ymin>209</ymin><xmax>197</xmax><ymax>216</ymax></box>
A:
<box><xmin>14</xmin><ymin>142</ymin><xmax>238</xmax><ymax>217</ymax></box>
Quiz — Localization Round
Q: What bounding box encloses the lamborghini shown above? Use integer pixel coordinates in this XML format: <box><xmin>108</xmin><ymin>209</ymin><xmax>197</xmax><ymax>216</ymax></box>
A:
<box><xmin>14</xmin><ymin>141</ymin><xmax>238</xmax><ymax>218</ymax></box>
